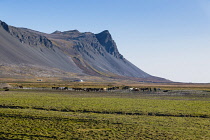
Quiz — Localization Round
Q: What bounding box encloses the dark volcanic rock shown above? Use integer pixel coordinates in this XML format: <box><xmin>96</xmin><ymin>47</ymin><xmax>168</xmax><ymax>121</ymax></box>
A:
<box><xmin>0</xmin><ymin>20</ymin><xmax>9</xmax><ymax>32</ymax></box>
<box><xmin>9</xmin><ymin>27</ymin><xmax>53</xmax><ymax>49</ymax></box>
<box><xmin>95</xmin><ymin>30</ymin><xmax>123</xmax><ymax>59</ymax></box>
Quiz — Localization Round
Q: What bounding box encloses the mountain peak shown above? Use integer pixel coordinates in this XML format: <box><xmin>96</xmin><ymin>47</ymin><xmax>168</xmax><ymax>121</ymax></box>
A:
<box><xmin>64</xmin><ymin>30</ymin><xmax>80</xmax><ymax>33</ymax></box>
<box><xmin>98</xmin><ymin>30</ymin><xmax>111</xmax><ymax>38</ymax></box>
<box><xmin>101</xmin><ymin>30</ymin><xmax>110</xmax><ymax>33</ymax></box>
<box><xmin>0</xmin><ymin>20</ymin><xmax>9</xmax><ymax>32</ymax></box>
<box><xmin>95</xmin><ymin>30</ymin><xmax>123</xmax><ymax>59</ymax></box>
<box><xmin>52</xmin><ymin>30</ymin><xmax>80</xmax><ymax>34</ymax></box>
<box><xmin>52</xmin><ymin>30</ymin><xmax>62</xmax><ymax>34</ymax></box>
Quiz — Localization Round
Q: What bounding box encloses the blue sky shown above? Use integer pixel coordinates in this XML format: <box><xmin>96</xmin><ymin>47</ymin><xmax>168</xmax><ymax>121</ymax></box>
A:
<box><xmin>1</xmin><ymin>0</ymin><xmax>210</xmax><ymax>83</ymax></box>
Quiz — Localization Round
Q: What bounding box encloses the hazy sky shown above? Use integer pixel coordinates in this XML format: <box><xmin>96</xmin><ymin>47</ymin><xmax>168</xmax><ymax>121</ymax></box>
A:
<box><xmin>1</xmin><ymin>0</ymin><xmax>210</xmax><ymax>83</ymax></box>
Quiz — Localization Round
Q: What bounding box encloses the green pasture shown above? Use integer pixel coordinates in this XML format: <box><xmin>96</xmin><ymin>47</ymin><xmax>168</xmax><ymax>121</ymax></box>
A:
<box><xmin>0</xmin><ymin>90</ymin><xmax>210</xmax><ymax>139</ymax></box>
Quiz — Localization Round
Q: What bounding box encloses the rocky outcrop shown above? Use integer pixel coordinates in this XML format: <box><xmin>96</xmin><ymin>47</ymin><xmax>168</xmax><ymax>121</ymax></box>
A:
<box><xmin>95</xmin><ymin>30</ymin><xmax>123</xmax><ymax>59</ymax></box>
<box><xmin>9</xmin><ymin>27</ymin><xmax>54</xmax><ymax>49</ymax></box>
<box><xmin>0</xmin><ymin>20</ymin><xmax>9</xmax><ymax>32</ymax></box>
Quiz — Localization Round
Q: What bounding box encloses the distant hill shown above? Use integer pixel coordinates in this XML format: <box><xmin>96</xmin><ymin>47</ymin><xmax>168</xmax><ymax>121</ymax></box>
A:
<box><xmin>0</xmin><ymin>20</ymin><xmax>169</xmax><ymax>82</ymax></box>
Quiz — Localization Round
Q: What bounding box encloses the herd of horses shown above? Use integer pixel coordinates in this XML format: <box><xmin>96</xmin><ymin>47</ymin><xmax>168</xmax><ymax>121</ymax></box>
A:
<box><xmin>50</xmin><ymin>86</ymin><xmax>161</xmax><ymax>92</ymax></box>
<box><xmin>2</xmin><ymin>86</ymin><xmax>164</xmax><ymax>92</ymax></box>
<box><xmin>51</xmin><ymin>87</ymin><xmax>119</xmax><ymax>92</ymax></box>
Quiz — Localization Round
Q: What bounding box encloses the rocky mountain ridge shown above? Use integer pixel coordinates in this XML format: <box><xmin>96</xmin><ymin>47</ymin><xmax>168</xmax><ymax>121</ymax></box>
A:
<box><xmin>0</xmin><ymin>20</ymin><xmax>169</xmax><ymax>82</ymax></box>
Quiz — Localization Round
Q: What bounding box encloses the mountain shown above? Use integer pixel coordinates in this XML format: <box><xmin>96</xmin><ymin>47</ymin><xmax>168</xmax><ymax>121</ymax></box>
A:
<box><xmin>0</xmin><ymin>20</ymin><xmax>168</xmax><ymax>82</ymax></box>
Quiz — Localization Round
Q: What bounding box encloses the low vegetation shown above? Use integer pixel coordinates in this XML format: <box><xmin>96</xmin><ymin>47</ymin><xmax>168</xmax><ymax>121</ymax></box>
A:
<box><xmin>0</xmin><ymin>90</ymin><xmax>210</xmax><ymax>139</ymax></box>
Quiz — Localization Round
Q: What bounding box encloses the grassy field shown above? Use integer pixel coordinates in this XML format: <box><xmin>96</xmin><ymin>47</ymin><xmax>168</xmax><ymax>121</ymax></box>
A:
<box><xmin>5</xmin><ymin>80</ymin><xmax>210</xmax><ymax>92</ymax></box>
<box><xmin>0</xmin><ymin>89</ymin><xmax>210</xmax><ymax>139</ymax></box>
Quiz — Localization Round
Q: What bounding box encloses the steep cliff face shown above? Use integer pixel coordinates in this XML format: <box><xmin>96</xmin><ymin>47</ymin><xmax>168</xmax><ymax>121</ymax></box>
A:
<box><xmin>0</xmin><ymin>20</ymin><xmax>9</xmax><ymax>32</ymax></box>
<box><xmin>95</xmin><ymin>30</ymin><xmax>123</xmax><ymax>59</ymax></box>
<box><xmin>9</xmin><ymin>27</ymin><xmax>53</xmax><ymax>49</ymax></box>
<box><xmin>0</xmin><ymin>20</ymin><xmax>168</xmax><ymax>82</ymax></box>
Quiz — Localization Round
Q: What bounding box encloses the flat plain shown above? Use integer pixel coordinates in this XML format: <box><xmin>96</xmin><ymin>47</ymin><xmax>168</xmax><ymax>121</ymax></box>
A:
<box><xmin>0</xmin><ymin>85</ymin><xmax>210</xmax><ymax>139</ymax></box>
